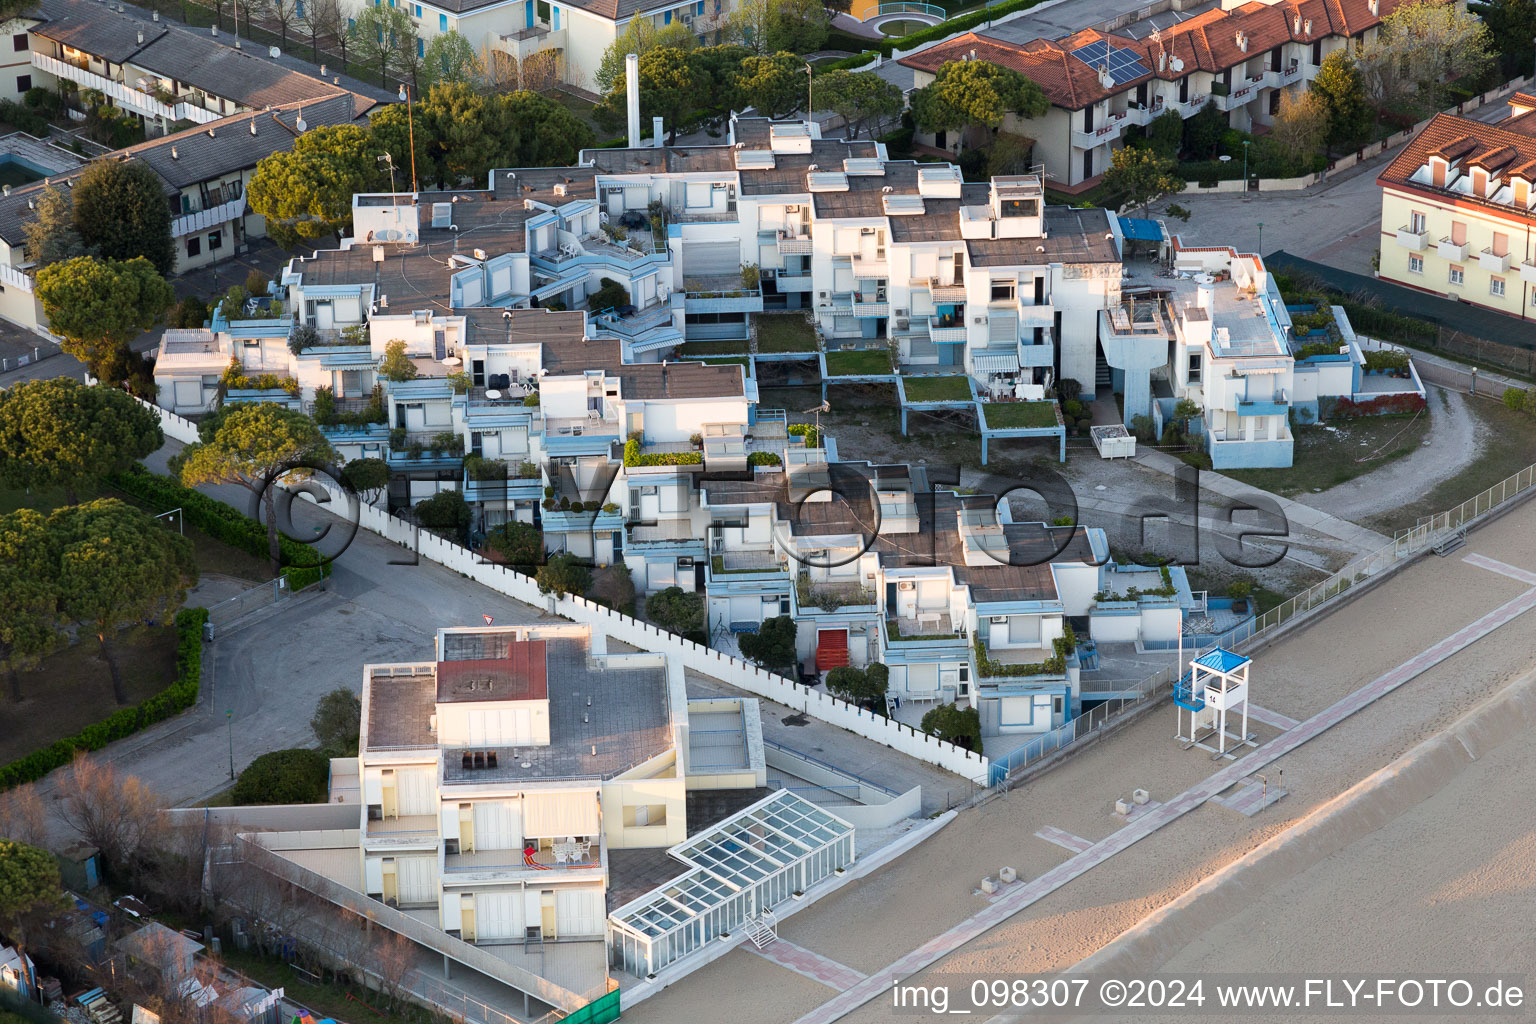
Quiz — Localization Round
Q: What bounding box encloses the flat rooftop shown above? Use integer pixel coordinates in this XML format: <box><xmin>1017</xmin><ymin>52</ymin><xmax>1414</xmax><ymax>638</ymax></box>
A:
<box><xmin>436</xmin><ymin>639</ymin><xmax>547</xmax><ymax>703</ymax></box>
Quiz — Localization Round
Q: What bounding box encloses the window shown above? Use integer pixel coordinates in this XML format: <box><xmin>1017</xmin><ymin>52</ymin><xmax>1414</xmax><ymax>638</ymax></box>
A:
<box><xmin>208</xmin><ymin>229</ymin><xmax>223</xmax><ymax>251</ymax></box>
<box><xmin>186</xmin><ymin>236</ymin><xmax>201</xmax><ymax>257</ymax></box>
<box><xmin>1492</xmin><ymin>231</ymin><xmax>1509</xmax><ymax>257</ymax></box>
<box><xmin>417</xmin><ymin>37</ymin><xmax>424</xmax><ymax>56</ymax></box>
<box><xmin>663</xmin><ymin>8</ymin><xmax>670</xmax><ymax>22</ymax></box>
<box><xmin>1491</xmin><ymin>277</ymin><xmax>1506</xmax><ymax>297</ymax></box>
<box><xmin>990</xmin><ymin>281</ymin><xmax>1016</xmax><ymax>301</ymax></box>
<box><xmin>1312</xmin><ymin>39</ymin><xmax>1322</xmax><ymax>65</ymax></box>
<box><xmin>348</xmin><ymin>16</ymin><xmax>355</xmax><ymax>28</ymax></box>
<box><xmin>1053</xmin><ymin>695</ymin><xmax>1064</xmax><ymax>715</ymax></box>
<box><xmin>12</xmin><ymin>33</ymin><xmax>25</xmax><ymax>51</ymax></box>
<box><xmin>1449</xmin><ymin>265</ymin><xmax>1464</xmax><ymax>286</ymax></box>
<box><xmin>623</xmin><ymin>805</ymin><xmax>666</xmax><ymax>827</ymax></box>
<box><xmin>1187</xmin><ymin>351</ymin><xmax>1202</xmax><ymax>384</ymax></box>
<box><xmin>1408</xmin><ymin>255</ymin><xmax>1423</xmax><ymax>274</ymax></box>
<box><xmin>1410</xmin><ymin>211</ymin><xmax>1426</xmax><ymax>233</ymax></box>
<box><xmin>439</xmin><ymin>12</ymin><xmax>447</xmax><ymax>28</ymax></box>
<box><xmin>413</xmin><ymin>2</ymin><xmax>420</xmax><ymax>13</ymax></box>
<box><xmin>1451</xmin><ymin>220</ymin><xmax>1467</xmax><ymax>245</ymax></box>
<box><xmin>15</xmin><ymin>74</ymin><xmax>28</xmax><ymax>93</ymax></box>
<box><xmin>294</xmin><ymin>0</ymin><xmax>303</xmax><ymax>12</ymax></box>
<box><xmin>696</xmin><ymin>0</ymin><xmax>703</xmax><ymax>11</ymax></box>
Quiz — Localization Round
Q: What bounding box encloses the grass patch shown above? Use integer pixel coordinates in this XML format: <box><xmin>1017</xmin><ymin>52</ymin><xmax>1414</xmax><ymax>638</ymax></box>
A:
<box><xmin>687</xmin><ymin>355</ymin><xmax>751</xmax><ymax>370</ymax></box>
<box><xmin>903</xmin><ymin>376</ymin><xmax>972</xmax><ymax>402</ymax></box>
<box><xmin>1221</xmin><ymin>413</ymin><xmax>1431</xmax><ymax>498</ymax></box>
<box><xmin>824</xmin><ymin>349</ymin><xmax>894</xmax><ymax>376</ymax></box>
<box><xmin>1046</xmin><ymin>182</ymin><xmax>1114</xmax><ymax>208</ymax></box>
<box><xmin>0</xmin><ymin>625</ymin><xmax>178</xmax><ymax>764</ymax></box>
<box><xmin>1371</xmin><ymin>397</ymin><xmax>1536</xmax><ymax>533</ymax></box>
<box><xmin>680</xmin><ymin>339</ymin><xmax>750</xmax><ymax>356</ymax></box>
<box><xmin>982</xmin><ymin>401</ymin><xmax>1059</xmax><ymax>428</ymax></box>
<box><xmin>756</xmin><ymin>315</ymin><xmax>819</xmax><ymax>353</ymax></box>
<box><xmin>217</xmin><ymin>947</ymin><xmax>435</xmax><ymax>1024</ymax></box>
<box><xmin>879</xmin><ymin>17</ymin><xmax>928</xmax><ymax>34</ymax></box>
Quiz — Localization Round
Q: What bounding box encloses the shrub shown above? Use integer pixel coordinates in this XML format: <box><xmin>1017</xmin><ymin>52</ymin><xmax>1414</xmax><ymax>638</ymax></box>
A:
<box><xmin>23</xmin><ymin>86</ymin><xmax>61</xmax><ymax>118</ymax></box>
<box><xmin>646</xmin><ymin>585</ymin><xmax>705</xmax><ymax>637</ymax></box>
<box><xmin>1056</xmin><ymin>378</ymin><xmax>1082</xmax><ymax>403</ymax></box>
<box><xmin>485</xmin><ymin>520</ymin><xmax>543</xmax><ymax>565</ymax></box>
<box><xmin>623</xmin><ymin>438</ymin><xmax>702</xmax><ymax>467</ymax></box>
<box><xmin>1503</xmin><ymin>387</ymin><xmax>1530</xmax><ymax>413</ymax></box>
<box><xmin>0</xmin><ymin>607</ymin><xmax>206</xmax><ymax>790</ymax></box>
<box><xmin>569</xmin><ymin>500</ymin><xmax>585</xmax><ymax>513</ymax></box>
<box><xmin>588</xmin><ymin>277</ymin><xmax>630</xmax><ymax>312</ymax></box>
<box><xmin>537</xmin><ymin>553</ymin><xmax>591</xmax><ymax>597</ymax></box>
<box><xmin>106</xmin><ymin>465</ymin><xmax>327</xmax><ymax>589</ymax></box>
<box><xmin>174</xmin><ymin>295</ymin><xmax>208</xmax><ymax>329</ymax></box>
<box><xmin>748</xmin><ymin>451</ymin><xmax>782</xmax><ymax>467</ymax></box>
<box><xmin>920</xmin><ymin>702</ymin><xmax>981</xmax><ymax>750</ymax></box>
<box><xmin>288</xmin><ymin>322</ymin><xmax>319</xmax><ymax>355</ymax></box>
<box><xmin>1363</xmin><ymin>349</ymin><xmax>1410</xmax><ymax>375</ymax></box>
<box><xmin>230</xmin><ymin>748</ymin><xmax>330</xmax><ymax>805</ymax></box>
<box><xmin>523</xmin><ymin>392</ymin><xmax>540</xmax><ymax>407</ymax></box>
<box><xmin>415</xmin><ymin>489</ymin><xmax>471</xmax><ymax>540</ymax></box>
<box><xmin>244</xmin><ymin>270</ymin><xmax>271</xmax><ymax>297</ymax></box>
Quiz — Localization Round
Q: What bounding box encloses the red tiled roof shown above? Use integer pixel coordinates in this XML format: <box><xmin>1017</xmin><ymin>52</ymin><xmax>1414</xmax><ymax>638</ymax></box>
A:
<box><xmin>1378</xmin><ymin>111</ymin><xmax>1536</xmax><ymax>219</ymax></box>
<box><xmin>900</xmin><ymin>0</ymin><xmax>1411</xmax><ymax>110</ymax></box>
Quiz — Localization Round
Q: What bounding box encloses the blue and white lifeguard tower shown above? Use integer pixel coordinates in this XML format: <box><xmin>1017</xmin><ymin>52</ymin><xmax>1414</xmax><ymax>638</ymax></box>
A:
<box><xmin>1174</xmin><ymin>647</ymin><xmax>1256</xmax><ymax>757</ymax></box>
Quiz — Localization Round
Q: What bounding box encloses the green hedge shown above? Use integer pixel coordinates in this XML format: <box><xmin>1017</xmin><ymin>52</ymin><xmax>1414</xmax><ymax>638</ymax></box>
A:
<box><xmin>0</xmin><ymin>607</ymin><xmax>207</xmax><ymax>790</ymax></box>
<box><xmin>622</xmin><ymin>438</ymin><xmax>702</xmax><ymax>467</ymax></box>
<box><xmin>818</xmin><ymin>0</ymin><xmax>1050</xmax><ymax>70</ymax></box>
<box><xmin>109</xmin><ymin>464</ymin><xmax>329</xmax><ymax>589</ymax></box>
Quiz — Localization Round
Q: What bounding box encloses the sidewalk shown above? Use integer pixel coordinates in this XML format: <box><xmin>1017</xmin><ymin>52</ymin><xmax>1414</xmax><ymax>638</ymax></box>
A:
<box><xmin>1134</xmin><ymin>449</ymin><xmax>1393</xmax><ymax>553</ymax></box>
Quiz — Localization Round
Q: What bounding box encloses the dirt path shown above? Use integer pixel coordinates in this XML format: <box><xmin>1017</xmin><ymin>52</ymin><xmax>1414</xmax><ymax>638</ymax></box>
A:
<box><xmin>1296</xmin><ymin>386</ymin><xmax>1477</xmax><ymax>523</ymax></box>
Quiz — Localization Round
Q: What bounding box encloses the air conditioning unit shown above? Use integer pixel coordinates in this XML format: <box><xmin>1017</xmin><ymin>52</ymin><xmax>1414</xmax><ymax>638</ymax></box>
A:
<box><xmin>786</xmin><ymin>205</ymin><xmax>800</xmax><ymax>213</ymax></box>
<box><xmin>898</xmin><ymin>581</ymin><xmax>915</xmax><ymax>591</ymax></box>
<box><xmin>680</xmin><ymin>12</ymin><xmax>692</xmax><ymax>24</ymax></box>
<box><xmin>990</xmin><ymin>615</ymin><xmax>1007</xmax><ymax>623</ymax></box>
<box><xmin>973</xmin><ymin>315</ymin><xmax>986</xmax><ymax>324</ymax></box>
<box><xmin>895</xmin><ymin>308</ymin><xmax>908</xmax><ymax>316</ymax></box>
<box><xmin>894</xmin><ymin>318</ymin><xmax>909</xmax><ymax>329</ymax></box>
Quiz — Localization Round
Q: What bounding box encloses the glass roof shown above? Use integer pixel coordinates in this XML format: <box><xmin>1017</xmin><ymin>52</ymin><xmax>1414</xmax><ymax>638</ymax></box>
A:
<box><xmin>610</xmin><ymin>791</ymin><xmax>854</xmax><ymax>940</ymax></box>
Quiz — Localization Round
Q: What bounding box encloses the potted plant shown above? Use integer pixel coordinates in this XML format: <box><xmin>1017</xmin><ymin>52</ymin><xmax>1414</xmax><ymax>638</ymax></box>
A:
<box><xmin>1229</xmin><ymin>581</ymin><xmax>1253</xmax><ymax>615</ymax></box>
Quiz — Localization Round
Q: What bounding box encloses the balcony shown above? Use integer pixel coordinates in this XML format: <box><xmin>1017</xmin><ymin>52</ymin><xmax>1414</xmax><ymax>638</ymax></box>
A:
<box><xmin>708</xmin><ymin>548</ymin><xmax>789</xmax><ymax>584</ymax></box>
<box><xmin>774</xmin><ymin>272</ymin><xmax>813</xmax><ymax>292</ymax></box>
<box><xmin>532</xmin><ymin>235</ymin><xmax>669</xmax><ymax>276</ymax></box>
<box><xmin>1071</xmin><ymin>110</ymin><xmax>1130</xmax><ymax>150</ymax></box>
<box><xmin>850</xmin><ymin>255</ymin><xmax>888</xmax><ymax>280</ymax></box>
<box><xmin>32</xmin><ymin>52</ymin><xmax>219</xmax><ymax>125</ymax></box>
<box><xmin>884</xmin><ymin>614</ymin><xmax>966</xmax><ymax>650</ymax></box>
<box><xmin>1437</xmin><ymin>237</ymin><xmax>1469</xmax><ymax>261</ymax></box>
<box><xmin>776</xmin><ymin>232</ymin><xmax>813</xmax><ymax>254</ymax></box>
<box><xmin>364</xmin><ymin>814</ymin><xmax>438</xmax><ymax>850</ymax></box>
<box><xmin>628</xmin><ymin>519</ymin><xmax>701</xmax><ymax>544</ymax></box>
<box><xmin>794</xmin><ymin>574</ymin><xmax>877</xmax><ymax>615</ymax></box>
<box><xmin>592</xmin><ymin>303</ymin><xmax>674</xmax><ymax>339</ymax></box>
<box><xmin>1014</xmin><ymin>302</ymin><xmax>1054</xmax><ymax>329</ymax></box>
<box><xmin>172</xmin><ymin>196</ymin><xmax>247</xmax><ymax>239</ymax></box>
<box><xmin>1479</xmin><ymin>247</ymin><xmax>1512</xmax><ymax>273</ymax></box>
<box><xmin>928</xmin><ymin>315</ymin><xmax>967</xmax><ymax>343</ymax></box>
<box><xmin>1236</xmin><ymin>388</ymin><xmax>1290</xmax><ymax>417</ymax></box>
<box><xmin>852</xmin><ymin>300</ymin><xmax>890</xmax><ymax>318</ymax></box>
<box><xmin>1396</xmin><ymin>226</ymin><xmax>1429</xmax><ymax>250</ymax></box>
<box><xmin>444</xmin><ymin>840</ymin><xmax>603</xmax><ymax>885</ymax></box>
<box><xmin>1521</xmin><ymin>260</ymin><xmax>1536</xmax><ymax>284</ymax></box>
<box><xmin>1018</xmin><ymin>339</ymin><xmax>1055</xmax><ymax>367</ymax></box>
<box><xmin>498</xmin><ymin>23</ymin><xmax>565</xmax><ymax>60</ymax></box>
<box><xmin>684</xmin><ymin>275</ymin><xmax>763</xmax><ymax>314</ymax></box>
<box><xmin>922</xmin><ymin>277</ymin><xmax>967</xmax><ymax>303</ymax></box>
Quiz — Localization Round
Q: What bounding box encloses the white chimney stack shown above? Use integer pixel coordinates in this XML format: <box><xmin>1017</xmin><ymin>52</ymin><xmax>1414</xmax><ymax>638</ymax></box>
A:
<box><xmin>652</xmin><ymin>115</ymin><xmax>663</xmax><ymax>148</ymax></box>
<box><xmin>625</xmin><ymin>52</ymin><xmax>641</xmax><ymax>149</ymax></box>
<box><xmin>1197</xmin><ymin>283</ymin><xmax>1214</xmax><ymax>309</ymax></box>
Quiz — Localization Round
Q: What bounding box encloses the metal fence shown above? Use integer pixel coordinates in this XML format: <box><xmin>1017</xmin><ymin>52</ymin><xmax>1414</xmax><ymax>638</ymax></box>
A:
<box><xmin>988</xmin><ymin>457</ymin><xmax>1536</xmax><ymax>786</ymax></box>
<box><xmin>206</xmin><ymin>576</ymin><xmax>293</xmax><ymax>629</ymax></box>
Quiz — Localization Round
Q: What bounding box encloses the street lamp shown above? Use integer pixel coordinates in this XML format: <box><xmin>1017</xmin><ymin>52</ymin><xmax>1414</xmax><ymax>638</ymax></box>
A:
<box><xmin>1242</xmin><ymin>139</ymin><xmax>1251</xmax><ymax>188</ymax></box>
<box><xmin>226</xmin><ymin>709</ymin><xmax>235</xmax><ymax>781</ymax></box>
<box><xmin>397</xmin><ymin>85</ymin><xmax>419</xmax><ymax>192</ymax></box>
<box><xmin>804</xmin><ymin>62</ymin><xmax>813</xmax><ymax>123</ymax></box>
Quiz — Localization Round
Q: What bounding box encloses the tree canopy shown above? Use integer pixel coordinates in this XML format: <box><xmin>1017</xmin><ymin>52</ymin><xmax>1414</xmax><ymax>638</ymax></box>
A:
<box><xmin>1357</xmin><ymin>0</ymin><xmax>1493</xmax><ymax>112</ymax></box>
<box><xmin>311</xmin><ymin>688</ymin><xmax>362</xmax><ymax>754</ymax></box>
<box><xmin>814</xmin><ymin>69</ymin><xmax>904</xmax><ymax>140</ymax></box>
<box><xmin>34</xmin><ymin>256</ymin><xmax>174</xmax><ymax>385</ymax></box>
<box><xmin>595</xmin><ymin>46</ymin><xmax>702</xmax><ymax>145</ymax></box>
<box><xmin>0</xmin><ymin>510</ymin><xmax>62</xmax><ymax>704</ymax></box>
<box><xmin>737</xmin><ymin>615</ymin><xmax>796</xmax><ymax>673</ymax></box>
<box><xmin>340</xmin><ymin>457</ymin><xmax>390</xmax><ymax>505</ymax></box>
<box><xmin>536</xmin><ymin>552</ymin><xmax>591</xmax><ymax>597</ymax></box>
<box><xmin>1469</xmin><ymin>0</ymin><xmax>1536</xmax><ymax>79</ymax></box>
<box><xmin>596</xmin><ymin>20</ymin><xmax>698</xmax><ymax>95</ymax></box>
<box><xmin>231</xmin><ymin>748</ymin><xmax>331</xmax><ymax>804</ymax></box>
<box><xmin>920</xmin><ymin>702</ymin><xmax>981</xmax><ymax>749</ymax></box>
<box><xmin>379</xmin><ymin>339</ymin><xmax>419</xmax><ymax>382</ymax></box>
<box><xmin>178</xmin><ymin>403</ymin><xmax>338</xmax><ymax>572</ymax></box>
<box><xmin>825</xmin><ymin>662</ymin><xmax>889</xmax><ymax>708</ymax></box>
<box><xmin>48</xmin><ymin>499</ymin><xmax>197</xmax><ymax>704</ymax></box>
<box><xmin>729</xmin><ymin>0</ymin><xmax>828</xmax><ymax>54</ymax></box>
<box><xmin>0</xmin><ymin>839</ymin><xmax>65</xmax><ymax>983</ymax></box>
<box><xmin>247</xmin><ymin>124</ymin><xmax>384</xmax><ymax>246</ymax></box>
<box><xmin>350</xmin><ymin>4</ymin><xmax>418</xmax><ymax>88</ymax></box>
<box><xmin>0</xmin><ymin>379</ymin><xmax>162</xmax><ymax>501</ymax></box>
<box><xmin>1102</xmin><ymin>146</ymin><xmax>1184</xmax><ymax>216</ymax></box>
<box><xmin>1312</xmin><ymin>49</ymin><xmax>1374</xmax><ymax>149</ymax></box>
<box><xmin>423</xmin><ymin>31</ymin><xmax>483</xmax><ymax>88</ymax></box>
<box><xmin>22</xmin><ymin>185</ymin><xmax>92</xmax><ymax>269</ymax></box>
<box><xmin>735</xmin><ymin>52</ymin><xmax>806</xmax><ymax>119</ymax></box>
<box><xmin>645</xmin><ymin>585</ymin><xmax>705</xmax><ymax>637</ymax></box>
<box><xmin>71</xmin><ymin>158</ymin><xmax>175</xmax><ymax>276</ymax></box>
<box><xmin>910</xmin><ymin>60</ymin><xmax>1049</xmax><ymax>137</ymax></box>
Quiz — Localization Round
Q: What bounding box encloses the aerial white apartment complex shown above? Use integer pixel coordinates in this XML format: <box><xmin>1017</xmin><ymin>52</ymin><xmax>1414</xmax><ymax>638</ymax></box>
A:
<box><xmin>900</xmin><ymin>0</ymin><xmax>1406</xmax><ymax>187</ymax></box>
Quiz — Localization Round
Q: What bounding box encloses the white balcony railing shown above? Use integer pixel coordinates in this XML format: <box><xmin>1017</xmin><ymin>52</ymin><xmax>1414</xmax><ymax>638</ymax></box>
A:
<box><xmin>1479</xmin><ymin>247</ymin><xmax>1512</xmax><ymax>273</ymax></box>
<box><xmin>1437</xmin><ymin>237</ymin><xmax>1469</xmax><ymax>261</ymax></box>
<box><xmin>172</xmin><ymin>196</ymin><xmax>248</xmax><ymax>239</ymax></box>
<box><xmin>1396</xmin><ymin>226</ymin><xmax>1428</xmax><ymax>251</ymax></box>
<box><xmin>33</xmin><ymin>52</ymin><xmax>220</xmax><ymax>125</ymax></box>
<box><xmin>0</xmin><ymin>262</ymin><xmax>33</xmax><ymax>294</ymax></box>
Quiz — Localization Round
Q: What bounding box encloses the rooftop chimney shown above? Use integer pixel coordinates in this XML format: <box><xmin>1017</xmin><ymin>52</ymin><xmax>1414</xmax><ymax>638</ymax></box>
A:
<box><xmin>151</xmin><ymin>9</ymin><xmax>158</xmax><ymax>18</ymax></box>
<box><xmin>625</xmin><ymin>53</ymin><xmax>641</xmax><ymax>149</ymax></box>
<box><xmin>136</xmin><ymin>29</ymin><xmax>142</xmax><ymax>42</ymax></box>
<box><xmin>320</xmin><ymin>63</ymin><xmax>327</xmax><ymax>75</ymax></box>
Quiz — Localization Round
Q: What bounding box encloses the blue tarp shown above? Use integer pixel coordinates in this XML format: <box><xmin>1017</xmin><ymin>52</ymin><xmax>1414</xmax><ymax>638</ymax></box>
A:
<box><xmin>1119</xmin><ymin>217</ymin><xmax>1163</xmax><ymax>242</ymax></box>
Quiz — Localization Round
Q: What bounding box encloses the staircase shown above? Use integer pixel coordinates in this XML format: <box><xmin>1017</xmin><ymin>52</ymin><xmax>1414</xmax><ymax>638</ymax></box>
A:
<box><xmin>1094</xmin><ymin>351</ymin><xmax>1112</xmax><ymax>397</ymax></box>
<box><xmin>744</xmin><ymin>911</ymin><xmax>778</xmax><ymax>949</ymax></box>
<box><xmin>815</xmin><ymin>630</ymin><xmax>849</xmax><ymax>671</ymax></box>
<box><xmin>1432</xmin><ymin>525</ymin><xmax>1466</xmax><ymax>556</ymax></box>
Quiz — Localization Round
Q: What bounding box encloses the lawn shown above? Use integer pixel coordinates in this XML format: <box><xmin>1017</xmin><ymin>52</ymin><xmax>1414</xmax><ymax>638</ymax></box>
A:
<box><xmin>1371</xmin><ymin>396</ymin><xmax>1536</xmax><ymax>533</ymax></box>
<box><xmin>218</xmin><ymin>948</ymin><xmax>436</xmax><ymax>1024</ymax></box>
<box><xmin>680</xmin><ymin>339</ymin><xmax>750</xmax><ymax>356</ymax></box>
<box><xmin>0</xmin><ymin>624</ymin><xmax>178</xmax><ymax>763</ymax></box>
<box><xmin>756</xmin><ymin>315</ymin><xmax>819</xmax><ymax>353</ymax></box>
<box><xmin>903</xmin><ymin>376</ymin><xmax>973</xmax><ymax>403</ymax></box>
<box><xmin>824</xmin><ymin>349</ymin><xmax>894</xmax><ymax>376</ymax></box>
<box><xmin>1221</xmin><ymin>413</ymin><xmax>1431</xmax><ymax>498</ymax></box>
<box><xmin>981</xmin><ymin>401</ymin><xmax>1059</xmax><ymax>428</ymax></box>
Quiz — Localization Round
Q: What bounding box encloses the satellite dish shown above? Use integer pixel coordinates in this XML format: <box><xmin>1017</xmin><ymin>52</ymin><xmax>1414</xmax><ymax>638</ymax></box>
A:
<box><xmin>1170</xmin><ymin>56</ymin><xmax>1184</xmax><ymax>72</ymax></box>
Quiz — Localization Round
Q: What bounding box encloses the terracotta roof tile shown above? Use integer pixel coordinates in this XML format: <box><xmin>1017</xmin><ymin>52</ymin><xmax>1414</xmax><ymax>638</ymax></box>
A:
<box><xmin>1378</xmin><ymin>111</ymin><xmax>1536</xmax><ymax>217</ymax></box>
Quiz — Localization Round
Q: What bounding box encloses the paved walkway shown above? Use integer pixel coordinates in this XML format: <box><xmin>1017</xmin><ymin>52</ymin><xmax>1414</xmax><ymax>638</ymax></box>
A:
<box><xmin>749</xmin><ymin>939</ymin><xmax>866</xmax><ymax>990</ymax></box>
<box><xmin>789</xmin><ymin>548</ymin><xmax>1536</xmax><ymax>1023</ymax></box>
<box><xmin>1034</xmin><ymin>826</ymin><xmax>1093</xmax><ymax>854</ymax></box>
<box><xmin>1244</xmin><ymin>702</ymin><xmax>1300</xmax><ymax>731</ymax></box>
<box><xmin>1135</xmin><ymin>448</ymin><xmax>1392</xmax><ymax>554</ymax></box>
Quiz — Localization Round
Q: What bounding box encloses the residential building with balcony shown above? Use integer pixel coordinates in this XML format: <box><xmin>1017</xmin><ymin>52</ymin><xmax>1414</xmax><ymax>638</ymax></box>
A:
<box><xmin>22</xmin><ymin>0</ymin><xmax>390</xmax><ymax>136</ymax></box>
<box><xmin>1376</xmin><ymin>95</ymin><xmax>1536</xmax><ymax>322</ymax></box>
<box><xmin>899</xmin><ymin>0</ymin><xmax>1403</xmax><ymax>188</ymax></box>
<box><xmin>0</xmin><ymin>94</ymin><xmax>370</xmax><ymax>335</ymax></box>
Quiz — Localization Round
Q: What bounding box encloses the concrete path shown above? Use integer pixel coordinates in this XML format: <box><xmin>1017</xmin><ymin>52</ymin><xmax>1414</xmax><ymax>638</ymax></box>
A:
<box><xmin>1034</xmin><ymin>826</ymin><xmax>1093</xmax><ymax>854</ymax></box>
<box><xmin>749</xmin><ymin>939</ymin><xmax>866</xmax><ymax>990</ymax></box>
<box><xmin>1135</xmin><ymin>448</ymin><xmax>1392</xmax><ymax>554</ymax></box>
<box><xmin>1244</xmin><ymin>702</ymin><xmax>1299</xmax><ymax>731</ymax></box>
<box><xmin>788</xmin><ymin>547</ymin><xmax>1536</xmax><ymax>1023</ymax></box>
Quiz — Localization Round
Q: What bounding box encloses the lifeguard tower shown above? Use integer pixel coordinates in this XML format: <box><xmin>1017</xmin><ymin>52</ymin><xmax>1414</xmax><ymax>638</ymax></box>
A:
<box><xmin>1174</xmin><ymin>648</ymin><xmax>1256</xmax><ymax>757</ymax></box>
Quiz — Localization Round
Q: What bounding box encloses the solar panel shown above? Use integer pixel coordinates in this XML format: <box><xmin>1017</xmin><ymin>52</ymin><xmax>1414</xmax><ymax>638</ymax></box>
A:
<box><xmin>1070</xmin><ymin>40</ymin><xmax>1151</xmax><ymax>82</ymax></box>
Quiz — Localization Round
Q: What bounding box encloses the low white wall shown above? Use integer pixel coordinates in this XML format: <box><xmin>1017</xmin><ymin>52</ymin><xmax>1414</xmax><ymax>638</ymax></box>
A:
<box><xmin>763</xmin><ymin>745</ymin><xmax>922</xmax><ymax>829</ymax></box>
